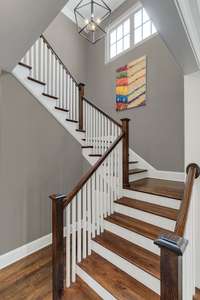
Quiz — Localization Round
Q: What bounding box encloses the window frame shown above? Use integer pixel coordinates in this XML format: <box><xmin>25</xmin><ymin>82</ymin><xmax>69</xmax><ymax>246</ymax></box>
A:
<box><xmin>105</xmin><ymin>2</ymin><xmax>158</xmax><ymax>64</ymax></box>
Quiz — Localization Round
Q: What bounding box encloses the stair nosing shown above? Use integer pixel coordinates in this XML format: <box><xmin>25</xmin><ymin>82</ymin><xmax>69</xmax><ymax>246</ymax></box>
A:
<box><xmin>93</xmin><ymin>230</ymin><xmax>160</xmax><ymax>279</ymax></box>
<box><xmin>129</xmin><ymin>168</ymin><xmax>148</xmax><ymax>175</ymax></box>
<box><xmin>115</xmin><ymin>197</ymin><xmax>178</xmax><ymax>221</ymax></box>
<box><xmin>27</xmin><ymin>76</ymin><xmax>46</xmax><ymax>86</ymax></box>
<box><xmin>105</xmin><ymin>212</ymin><xmax>172</xmax><ymax>241</ymax></box>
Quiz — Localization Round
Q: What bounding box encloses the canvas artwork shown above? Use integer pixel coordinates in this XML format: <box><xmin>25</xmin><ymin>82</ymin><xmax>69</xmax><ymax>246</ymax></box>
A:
<box><xmin>116</xmin><ymin>56</ymin><xmax>147</xmax><ymax>111</ymax></box>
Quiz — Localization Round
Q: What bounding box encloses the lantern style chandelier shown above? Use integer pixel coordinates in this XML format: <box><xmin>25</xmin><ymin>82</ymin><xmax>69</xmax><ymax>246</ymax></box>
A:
<box><xmin>74</xmin><ymin>0</ymin><xmax>112</xmax><ymax>44</ymax></box>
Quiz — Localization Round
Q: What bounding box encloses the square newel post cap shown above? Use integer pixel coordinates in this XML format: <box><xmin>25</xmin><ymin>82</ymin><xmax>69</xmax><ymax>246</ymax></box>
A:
<box><xmin>49</xmin><ymin>193</ymin><xmax>66</xmax><ymax>202</ymax></box>
<box><xmin>120</xmin><ymin>118</ymin><xmax>130</xmax><ymax>122</ymax></box>
<box><xmin>78</xmin><ymin>83</ymin><xmax>85</xmax><ymax>88</ymax></box>
<box><xmin>154</xmin><ymin>233</ymin><xmax>188</xmax><ymax>256</ymax></box>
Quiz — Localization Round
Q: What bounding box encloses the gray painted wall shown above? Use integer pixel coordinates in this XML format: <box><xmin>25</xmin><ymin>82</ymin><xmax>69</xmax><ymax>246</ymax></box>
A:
<box><xmin>85</xmin><ymin>0</ymin><xmax>184</xmax><ymax>172</ymax></box>
<box><xmin>0</xmin><ymin>73</ymin><xmax>83</xmax><ymax>255</ymax></box>
<box><xmin>44</xmin><ymin>13</ymin><xmax>88</xmax><ymax>84</ymax></box>
<box><xmin>0</xmin><ymin>0</ymin><xmax>68</xmax><ymax>72</ymax></box>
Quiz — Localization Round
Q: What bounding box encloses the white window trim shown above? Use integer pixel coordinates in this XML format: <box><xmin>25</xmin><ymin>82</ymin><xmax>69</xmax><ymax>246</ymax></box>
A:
<box><xmin>105</xmin><ymin>1</ymin><xmax>158</xmax><ymax>64</ymax></box>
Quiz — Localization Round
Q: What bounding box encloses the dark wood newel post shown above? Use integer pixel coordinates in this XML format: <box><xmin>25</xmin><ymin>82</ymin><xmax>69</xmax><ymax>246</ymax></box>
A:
<box><xmin>50</xmin><ymin>194</ymin><xmax>66</xmax><ymax>300</ymax></box>
<box><xmin>121</xmin><ymin>118</ymin><xmax>130</xmax><ymax>189</ymax></box>
<box><xmin>154</xmin><ymin>233</ymin><xmax>188</xmax><ymax>300</ymax></box>
<box><xmin>78</xmin><ymin>83</ymin><xmax>85</xmax><ymax>130</ymax></box>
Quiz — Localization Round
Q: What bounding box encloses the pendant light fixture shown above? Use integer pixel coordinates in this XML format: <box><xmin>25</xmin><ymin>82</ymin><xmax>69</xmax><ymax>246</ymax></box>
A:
<box><xmin>74</xmin><ymin>0</ymin><xmax>112</xmax><ymax>44</ymax></box>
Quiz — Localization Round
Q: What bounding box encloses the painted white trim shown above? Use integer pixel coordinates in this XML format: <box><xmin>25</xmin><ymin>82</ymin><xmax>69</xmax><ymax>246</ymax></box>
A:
<box><xmin>0</xmin><ymin>233</ymin><xmax>52</xmax><ymax>270</ymax></box>
<box><xmin>122</xmin><ymin>188</ymin><xmax>181</xmax><ymax>209</ymax></box>
<box><xmin>104</xmin><ymin>220</ymin><xmax>160</xmax><ymax>255</ymax></box>
<box><xmin>129</xmin><ymin>148</ymin><xmax>185</xmax><ymax>182</ymax></box>
<box><xmin>174</xmin><ymin>0</ymin><xmax>200</xmax><ymax>69</ymax></box>
<box><xmin>114</xmin><ymin>203</ymin><xmax>176</xmax><ymax>231</ymax></box>
<box><xmin>76</xmin><ymin>265</ymin><xmax>116</xmax><ymax>300</ymax></box>
<box><xmin>92</xmin><ymin>240</ymin><xmax>160</xmax><ymax>294</ymax></box>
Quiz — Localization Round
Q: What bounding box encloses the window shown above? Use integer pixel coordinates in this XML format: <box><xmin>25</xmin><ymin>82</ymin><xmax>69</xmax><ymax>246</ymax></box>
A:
<box><xmin>110</xmin><ymin>19</ymin><xmax>130</xmax><ymax>59</ymax></box>
<box><xmin>106</xmin><ymin>3</ymin><xmax>157</xmax><ymax>62</ymax></box>
<box><xmin>134</xmin><ymin>8</ymin><xmax>157</xmax><ymax>45</ymax></box>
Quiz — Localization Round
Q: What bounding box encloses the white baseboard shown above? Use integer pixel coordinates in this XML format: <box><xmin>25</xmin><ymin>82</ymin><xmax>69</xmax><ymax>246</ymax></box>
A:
<box><xmin>0</xmin><ymin>233</ymin><xmax>52</xmax><ymax>270</ymax></box>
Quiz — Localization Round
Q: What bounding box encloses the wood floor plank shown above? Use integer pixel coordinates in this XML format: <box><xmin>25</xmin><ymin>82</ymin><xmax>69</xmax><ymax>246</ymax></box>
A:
<box><xmin>0</xmin><ymin>246</ymin><xmax>101</xmax><ymax>300</ymax></box>
<box><xmin>115</xmin><ymin>197</ymin><xmax>178</xmax><ymax>220</ymax></box>
<box><xmin>79</xmin><ymin>252</ymin><xmax>160</xmax><ymax>300</ymax></box>
<box><xmin>94</xmin><ymin>230</ymin><xmax>160</xmax><ymax>279</ymax></box>
<box><xmin>129</xmin><ymin>178</ymin><xmax>184</xmax><ymax>200</ymax></box>
<box><xmin>106</xmin><ymin>212</ymin><xmax>171</xmax><ymax>240</ymax></box>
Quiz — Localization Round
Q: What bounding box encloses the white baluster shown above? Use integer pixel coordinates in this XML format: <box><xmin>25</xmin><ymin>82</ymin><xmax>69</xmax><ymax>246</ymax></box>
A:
<box><xmin>83</xmin><ymin>185</ymin><xmax>87</xmax><ymax>259</ymax></box>
<box><xmin>66</xmin><ymin>203</ymin><xmax>71</xmax><ymax>287</ymax></box>
<box><xmin>72</xmin><ymin>198</ymin><xmax>76</xmax><ymax>283</ymax></box>
<box><xmin>96</xmin><ymin>171</ymin><xmax>100</xmax><ymax>235</ymax></box>
<box><xmin>87</xmin><ymin>179</ymin><xmax>92</xmax><ymax>255</ymax></box>
<box><xmin>92</xmin><ymin>175</ymin><xmax>96</xmax><ymax>238</ymax></box>
<box><xmin>77</xmin><ymin>192</ymin><xmax>82</xmax><ymax>263</ymax></box>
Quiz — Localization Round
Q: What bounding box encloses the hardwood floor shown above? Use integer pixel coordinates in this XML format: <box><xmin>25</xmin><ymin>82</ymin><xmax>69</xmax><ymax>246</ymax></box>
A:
<box><xmin>129</xmin><ymin>178</ymin><xmax>184</xmax><ymax>200</ymax></box>
<box><xmin>194</xmin><ymin>288</ymin><xmax>200</xmax><ymax>300</ymax></box>
<box><xmin>0</xmin><ymin>246</ymin><xmax>100</xmax><ymax>300</ymax></box>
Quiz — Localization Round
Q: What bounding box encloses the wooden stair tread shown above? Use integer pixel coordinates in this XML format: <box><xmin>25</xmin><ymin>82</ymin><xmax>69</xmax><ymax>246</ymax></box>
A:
<box><xmin>27</xmin><ymin>76</ymin><xmax>46</xmax><ymax>86</ymax></box>
<box><xmin>129</xmin><ymin>168</ymin><xmax>148</xmax><ymax>175</ymax></box>
<box><xmin>79</xmin><ymin>252</ymin><xmax>159</xmax><ymax>300</ymax></box>
<box><xmin>81</xmin><ymin>145</ymin><xmax>93</xmax><ymax>149</ymax></box>
<box><xmin>129</xmin><ymin>161</ymin><xmax>138</xmax><ymax>164</ymax></box>
<box><xmin>55</xmin><ymin>106</ymin><xmax>69</xmax><ymax>112</ymax></box>
<box><xmin>89</xmin><ymin>154</ymin><xmax>102</xmax><ymax>157</ymax></box>
<box><xmin>76</xmin><ymin>129</ymin><xmax>86</xmax><ymax>133</ymax></box>
<box><xmin>129</xmin><ymin>178</ymin><xmax>184</xmax><ymax>200</ymax></box>
<box><xmin>19</xmin><ymin>62</ymin><xmax>32</xmax><ymax>70</ymax></box>
<box><xmin>42</xmin><ymin>92</ymin><xmax>58</xmax><ymax>100</ymax></box>
<box><xmin>115</xmin><ymin>197</ymin><xmax>178</xmax><ymax>221</ymax></box>
<box><xmin>93</xmin><ymin>230</ymin><xmax>160</xmax><ymax>279</ymax></box>
<box><xmin>63</xmin><ymin>277</ymin><xmax>101</xmax><ymax>300</ymax></box>
<box><xmin>105</xmin><ymin>212</ymin><xmax>171</xmax><ymax>240</ymax></box>
<box><xmin>66</xmin><ymin>119</ymin><xmax>78</xmax><ymax>123</ymax></box>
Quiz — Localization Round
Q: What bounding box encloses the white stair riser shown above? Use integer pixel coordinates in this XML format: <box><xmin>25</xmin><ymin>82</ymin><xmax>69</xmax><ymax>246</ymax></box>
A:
<box><xmin>76</xmin><ymin>265</ymin><xmax>116</xmax><ymax>300</ymax></box>
<box><xmin>122</xmin><ymin>188</ymin><xmax>181</xmax><ymax>209</ymax></box>
<box><xmin>114</xmin><ymin>203</ymin><xmax>176</xmax><ymax>231</ymax></box>
<box><xmin>129</xmin><ymin>172</ymin><xmax>148</xmax><ymax>181</ymax></box>
<box><xmin>104</xmin><ymin>220</ymin><xmax>160</xmax><ymax>255</ymax></box>
<box><xmin>91</xmin><ymin>241</ymin><xmax>160</xmax><ymax>295</ymax></box>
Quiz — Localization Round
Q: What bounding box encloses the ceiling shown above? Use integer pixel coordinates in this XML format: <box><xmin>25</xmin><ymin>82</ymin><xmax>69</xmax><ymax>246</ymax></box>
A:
<box><xmin>62</xmin><ymin>0</ymin><xmax>127</xmax><ymax>22</ymax></box>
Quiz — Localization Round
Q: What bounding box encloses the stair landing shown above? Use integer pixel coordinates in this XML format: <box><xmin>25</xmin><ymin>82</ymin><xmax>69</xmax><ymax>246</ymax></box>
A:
<box><xmin>128</xmin><ymin>177</ymin><xmax>184</xmax><ymax>200</ymax></box>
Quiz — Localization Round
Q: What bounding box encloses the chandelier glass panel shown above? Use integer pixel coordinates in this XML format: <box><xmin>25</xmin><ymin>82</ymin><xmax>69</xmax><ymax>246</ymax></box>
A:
<box><xmin>74</xmin><ymin>0</ymin><xmax>112</xmax><ymax>44</ymax></box>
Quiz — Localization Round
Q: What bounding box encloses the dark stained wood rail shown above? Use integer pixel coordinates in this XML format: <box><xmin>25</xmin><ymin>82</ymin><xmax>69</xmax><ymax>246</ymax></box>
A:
<box><xmin>62</xmin><ymin>132</ymin><xmax>124</xmax><ymax>208</ymax></box>
<box><xmin>41</xmin><ymin>34</ymin><xmax>79</xmax><ymax>86</ymax></box>
<box><xmin>175</xmin><ymin>163</ymin><xmax>200</xmax><ymax>237</ymax></box>
<box><xmin>154</xmin><ymin>163</ymin><xmax>200</xmax><ymax>300</ymax></box>
<box><xmin>83</xmin><ymin>97</ymin><xmax>122</xmax><ymax>129</ymax></box>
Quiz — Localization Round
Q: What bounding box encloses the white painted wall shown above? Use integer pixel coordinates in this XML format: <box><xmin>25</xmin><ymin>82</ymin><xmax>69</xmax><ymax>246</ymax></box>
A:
<box><xmin>185</xmin><ymin>71</ymin><xmax>200</xmax><ymax>288</ymax></box>
<box><xmin>0</xmin><ymin>0</ymin><xmax>68</xmax><ymax>72</ymax></box>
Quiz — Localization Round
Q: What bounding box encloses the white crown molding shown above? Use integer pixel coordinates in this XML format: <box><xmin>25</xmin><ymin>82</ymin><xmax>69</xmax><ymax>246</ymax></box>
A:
<box><xmin>174</xmin><ymin>0</ymin><xmax>200</xmax><ymax>69</ymax></box>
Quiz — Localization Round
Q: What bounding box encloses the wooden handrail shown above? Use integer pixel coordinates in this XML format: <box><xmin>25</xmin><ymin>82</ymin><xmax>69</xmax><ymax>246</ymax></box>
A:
<box><xmin>154</xmin><ymin>163</ymin><xmax>200</xmax><ymax>300</ymax></box>
<box><xmin>175</xmin><ymin>163</ymin><xmax>200</xmax><ymax>237</ymax></box>
<box><xmin>41</xmin><ymin>34</ymin><xmax>79</xmax><ymax>86</ymax></box>
<box><xmin>83</xmin><ymin>97</ymin><xmax>122</xmax><ymax>128</ymax></box>
<box><xmin>62</xmin><ymin>132</ymin><xmax>124</xmax><ymax>208</ymax></box>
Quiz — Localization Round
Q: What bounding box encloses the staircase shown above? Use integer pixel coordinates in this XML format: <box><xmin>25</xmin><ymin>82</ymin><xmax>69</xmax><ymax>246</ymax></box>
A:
<box><xmin>13</xmin><ymin>35</ymin><xmax>200</xmax><ymax>300</ymax></box>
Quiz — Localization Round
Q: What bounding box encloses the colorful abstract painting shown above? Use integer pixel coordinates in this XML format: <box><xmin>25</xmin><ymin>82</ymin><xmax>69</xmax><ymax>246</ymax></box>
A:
<box><xmin>116</xmin><ymin>56</ymin><xmax>147</xmax><ymax>111</ymax></box>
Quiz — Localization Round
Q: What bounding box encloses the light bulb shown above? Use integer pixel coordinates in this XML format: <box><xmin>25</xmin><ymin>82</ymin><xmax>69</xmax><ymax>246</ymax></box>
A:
<box><xmin>96</xmin><ymin>18</ymin><xmax>101</xmax><ymax>25</ymax></box>
<box><xmin>85</xmin><ymin>19</ymin><xmax>89</xmax><ymax>25</ymax></box>
<box><xmin>91</xmin><ymin>23</ymin><xmax>96</xmax><ymax>31</ymax></box>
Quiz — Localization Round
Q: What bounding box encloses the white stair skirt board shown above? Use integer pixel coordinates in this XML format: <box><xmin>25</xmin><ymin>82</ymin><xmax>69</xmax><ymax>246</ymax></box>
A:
<box><xmin>0</xmin><ymin>233</ymin><xmax>52</xmax><ymax>270</ymax></box>
<box><xmin>76</xmin><ymin>265</ymin><xmax>116</xmax><ymax>300</ymax></box>
<box><xmin>122</xmin><ymin>189</ymin><xmax>181</xmax><ymax>210</ymax></box>
<box><xmin>129</xmin><ymin>148</ymin><xmax>185</xmax><ymax>182</ymax></box>
<box><xmin>114</xmin><ymin>203</ymin><xmax>176</xmax><ymax>231</ymax></box>
<box><xmin>104</xmin><ymin>220</ymin><xmax>160</xmax><ymax>256</ymax></box>
<box><xmin>129</xmin><ymin>171</ymin><xmax>149</xmax><ymax>182</ymax></box>
<box><xmin>91</xmin><ymin>240</ymin><xmax>160</xmax><ymax>295</ymax></box>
